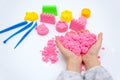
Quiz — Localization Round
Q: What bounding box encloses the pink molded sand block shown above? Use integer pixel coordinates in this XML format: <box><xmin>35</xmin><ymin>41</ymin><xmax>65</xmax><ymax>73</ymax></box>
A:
<box><xmin>56</xmin><ymin>21</ymin><xmax>68</xmax><ymax>33</ymax></box>
<box><xmin>40</xmin><ymin>13</ymin><xmax>56</xmax><ymax>24</ymax></box>
<box><xmin>36</xmin><ymin>24</ymin><xmax>49</xmax><ymax>36</ymax></box>
<box><xmin>41</xmin><ymin>39</ymin><xmax>58</xmax><ymax>63</ymax></box>
<box><xmin>78</xmin><ymin>16</ymin><xmax>87</xmax><ymax>26</ymax></box>
<box><xmin>70</xmin><ymin>17</ymin><xmax>87</xmax><ymax>31</ymax></box>
<box><xmin>56</xmin><ymin>30</ymin><xmax>96</xmax><ymax>55</ymax></box>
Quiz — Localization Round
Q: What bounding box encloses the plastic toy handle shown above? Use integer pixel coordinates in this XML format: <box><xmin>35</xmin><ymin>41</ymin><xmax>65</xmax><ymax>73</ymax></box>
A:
<box><xmin>3</xmin><ymin>22</ymin><xmax>33</xmax><ymax>44</ymax></box>
<box><xmin>14</xmin><ymin>22</ymin><xmax>37</xmax><ymax>49</ymax></box>
<box><xmin>0</xmin><ymin>21</ymin><xmax>28</xmax><ymax>34</ymax></box>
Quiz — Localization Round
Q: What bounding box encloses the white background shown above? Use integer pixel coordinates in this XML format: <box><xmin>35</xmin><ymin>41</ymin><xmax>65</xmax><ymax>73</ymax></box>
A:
<box><xmin>0</xmin><ymin>0</ymin><xmax>120</xmax><ymax>80</ymax></box>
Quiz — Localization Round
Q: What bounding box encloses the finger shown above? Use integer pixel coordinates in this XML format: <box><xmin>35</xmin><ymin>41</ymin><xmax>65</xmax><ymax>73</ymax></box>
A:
<box><xmin>95</xmin><ymin>32</ymin><xmax>103</xmax><ymax>48</ymax></box>
<box><xmin>55</xmin><ymin>40</ymin><xmax>63</xmax><ymax>49</ymax></box>
<box><xmin>55</xmin><ymin>40</ymin><xmax>66</xmax><ymax>54</ymax></box>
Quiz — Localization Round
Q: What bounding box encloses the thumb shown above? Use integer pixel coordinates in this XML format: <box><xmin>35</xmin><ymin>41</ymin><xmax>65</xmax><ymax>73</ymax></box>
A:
<box><xmin>96</xmin><ymin>32</ymin><xmax>103</xmax><ymax>48</ymax></box>
<box><xmin>56</xmin><ymin>40</ymin><xmax>63</xmax><ymax>49</ymax></box>
<box><xmin>55</xmin><ymin>40</ymin><xmax>66</xmax><ymax>54</ymax></box>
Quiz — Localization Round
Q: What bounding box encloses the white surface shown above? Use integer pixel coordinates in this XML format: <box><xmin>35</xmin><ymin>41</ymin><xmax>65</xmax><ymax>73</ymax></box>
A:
<box><xmin>0</xmin><ymin>0</ymin><xmax>120</xmax><ymax>80</ymax></box>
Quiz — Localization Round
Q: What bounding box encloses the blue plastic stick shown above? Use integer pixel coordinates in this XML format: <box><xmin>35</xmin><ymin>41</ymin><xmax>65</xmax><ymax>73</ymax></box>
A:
<box><xmin>14</xmin><ymin>22</ymin><xmax>37</xmax><ymax>49</ymax></box>
<box><xmin>3</xmin><ymin>22</ymin><xmax>33</xmax><ymax>44</ymax></box>
<box><xmin>0</xmin><ymin>21</ymin><xmax>28</xmax><ymax>34</ymax></box>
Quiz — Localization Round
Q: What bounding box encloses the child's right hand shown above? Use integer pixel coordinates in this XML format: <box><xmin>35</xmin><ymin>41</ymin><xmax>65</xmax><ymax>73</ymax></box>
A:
<box><xmin>82</xmin><ymin>32</ymin><xmax>103</xmax><ymax>70</ymax></box>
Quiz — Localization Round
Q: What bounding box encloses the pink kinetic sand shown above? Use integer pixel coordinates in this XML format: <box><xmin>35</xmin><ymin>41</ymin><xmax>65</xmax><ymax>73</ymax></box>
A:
<box><xmin>56</xmin><ymin>30</ymin><xmax>97</xmax><ymax>56</ymax></box>
<box><xmin>40</xmin><ymin>13</ymin><xmax>56</xmax><ymax>24</ymax></box>
<box><xmin>101</xmin><ymin>47</ymin><xmax>105</xmax><ymax>50</ymax></box>
<box><xmin>70</xmin><ymin>16</ymin><xmax>87</xmax><ymax>32</ymax></box>
<box><xmin>36</xmin><ymin>24</ymin><xmax>49</xmax><ymax>36</ymax></box>
<box><xmin>56</xmin><ymin>21</ymin><xmax>68</xmax><ymax>33</ymax></box>
<box><xmin>41</xmin><ymin>39</ymin><xmax>58</xmax><ymax>63</ymax></box>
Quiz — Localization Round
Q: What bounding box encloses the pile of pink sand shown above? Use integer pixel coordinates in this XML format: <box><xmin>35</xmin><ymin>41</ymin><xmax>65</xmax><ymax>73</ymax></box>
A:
<box><xmin>41</xmin><ymin>39</ymin><xmax>58</xmax><ymax>63</ymax></box>
<box><xmin>41</xmin><ymin>30</ymin><xmax>97</xmax><ymax>63</ymax></box>
<box><xmin>56</xmin><ymin>30</ymin><xmax>97</xmax><ymax>56</ymax></box>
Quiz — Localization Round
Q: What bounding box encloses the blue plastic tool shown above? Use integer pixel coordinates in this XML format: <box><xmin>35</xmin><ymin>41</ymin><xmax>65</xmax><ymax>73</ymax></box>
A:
<box><xmin>3</xmin><ymin>22</ymin><xmax>33</xmax><ymax>44</ymax></box>
<box><xmin>0</xmin><ymin>21</ymin><xmax>28</xmax><ymax>34</ymax></box>
<box><xmin>14</xmin><ymin>22</ymin><xmax>37</xmax><ymax>49</ymax></box>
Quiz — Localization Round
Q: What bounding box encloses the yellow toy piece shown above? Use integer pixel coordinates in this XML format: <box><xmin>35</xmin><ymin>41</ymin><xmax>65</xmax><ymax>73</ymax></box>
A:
<box><xmin>24</xmin><ymin>12</ymin><xmax>38</xmax><ymax>21</ymax></box>
<box><xmin>60</xmin><ymin>10</ymin><xmax>73</xmax><ymax>23</ymax></box>
<box><xmin>81</xmin><ymin>8</ymin><xmax>91</xmax><ymax>18</ymax></box>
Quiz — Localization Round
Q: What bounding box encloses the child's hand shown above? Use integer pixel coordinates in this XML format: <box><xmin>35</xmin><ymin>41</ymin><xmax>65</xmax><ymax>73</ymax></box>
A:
<box><xmin>82</xmin><ymin>32</ymin><xmax>103</xmax><ymax>70</ymax></box>
<box><xmin>56</xmin><ymin>40</ymin><xmax>82</xmax><ymax>73</ymax></box>
<box><xmin>56</xmin><ymin>32</ymin><xmax>102</xmax><ymax>72</ymax></box>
